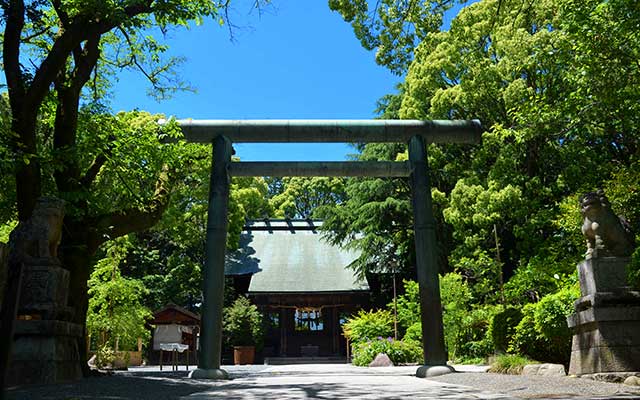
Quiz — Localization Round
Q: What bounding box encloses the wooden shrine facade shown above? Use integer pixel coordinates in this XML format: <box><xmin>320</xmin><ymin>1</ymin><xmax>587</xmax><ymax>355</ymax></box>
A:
<box><xmin>225</xmin><ymin>219</ymin><xmax>370</xmax><ymax>358</ymax></box>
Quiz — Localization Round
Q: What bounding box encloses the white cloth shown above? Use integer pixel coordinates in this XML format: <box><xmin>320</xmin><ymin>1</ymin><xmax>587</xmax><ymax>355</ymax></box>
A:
<box><xmin>153</xmin><ymin>325</ymin><xmax>193</xmax><ymax>350</ymax></box>
<box><xmin>159</xmin><ymin>343</ymin><xmax>189</xmax><ymax>352</ymax></box>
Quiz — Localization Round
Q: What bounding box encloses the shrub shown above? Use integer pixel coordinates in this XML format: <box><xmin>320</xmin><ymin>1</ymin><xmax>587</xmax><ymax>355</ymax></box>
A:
<box><xmin>95</xmin><ymin>344</ymin><xmax>116</xmax><ymax>369</ymax></box>
<box><xmin>489</xmin><ymin>306</ymin><xmax>523</xmax><ymax>353</ymax></box>
<box><xmin>403</xmin><ymin>322</ymin><xmax>422</xmax><ymax>343</ymax></box>
<box><xmin>343</xmin><ymin>309</ymin><xmax>393</xmax><ymax>344</ymax></box>
<box><xmin>509</xmin><ymin>285</ymin><xmax>579</xmax><ymax>364</ymax></box>
<box><xmin>388</xmin><ymin>280</ymin><xmax>420</xmax><ymax>330</ymax></box>
<box><xmin>440</xmin><ymin>272</ymin><xmax>472</xmax><ymax>360</ymax></box>
<box><xmin>455</xmin><ymin>305</ymin><xmax>496</xmax><ymax>362</ymax></box>
<box><xmin>223</xmin><ymin>296</ymin><xmax>263</xmax><ymax>349</ymax></box>
<box><xmin>488</xmin><ymin>354</ymin><xmax>536</xmax><ymax>375</ymax></box>
<box><xmin>351</xmin><ymin>337</ymin><xmax>422</xmax><ymax>366</ymax></box>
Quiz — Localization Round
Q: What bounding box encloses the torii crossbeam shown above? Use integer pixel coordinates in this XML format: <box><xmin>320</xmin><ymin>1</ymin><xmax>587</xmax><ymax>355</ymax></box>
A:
<box><xmin>169</xmin><ymin>119</ymin><xmax>482</xmax><ymax>379</ymax></box>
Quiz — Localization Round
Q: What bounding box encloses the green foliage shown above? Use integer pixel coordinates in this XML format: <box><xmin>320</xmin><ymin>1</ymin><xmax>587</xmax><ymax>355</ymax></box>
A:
<box><xmin>343</xmin><ymin>309</ymin><xmax>394</xmax><ymax>344</ymax></box>
<box><xmin>488</xmin><ymin>306</ymin><xmax>523</xmax><ymax>354</ymax></box>
<box><xmin>388</xmin><ymin>279</ymin><xmax>420</xmax><ymax>331</ymax></box>
<box><xmin>440</xmin><ymin>273</ymin><xmax>470</xmax><ymax>358</ymax></box>
<box><xmin>95</xmin><ymin>344</ymin><xmax>117</xmax><ymax>369</ymax></box>
<box><xmin>122</xmin><ymin>171</ymin><xmax>270</xmax><ymax>312</ymax></box>
<box><xmin>271</xmin><ymin>177</ymin><xmax>345</xmax><ymax>218</ymax></box>
<box><xmin>351</xmin><ymin>337</ymin><xmax>422</xmax><ymax>366</ymax></box>
<box><xmin>440</xmin><ymin>273</ymin><xmax>497</xmax><ymax>361</ymax></box>
<box><xmin>403</xmin><ymin>322</ymin><xmax>422</xmax><ymax>343</ymax></box>
<box><xmin>223</xmin><ymin>297</ymin><xmax>263</xmax><ymax>349</ymax></box>
<box><xmin>86</xmin><ymin>240</ymin><xmax>152</xmax><ymax>351</ymax></box>
<box><xmin>328</xmin><ymin>0</ymin><xmax>467</xmax><ymax>74</ymax></box>
<box><xmin>533</xmin><ymin>285</ymin><xmax>580</xmax><ymax>350</ymax></box>
<box><xmin>0</xmin><ymin>221</ymin><xmax>17</xmax><ymax>244</ymax></box>
<box><xmin>510</xmin><ymin>286</ymin><xmax>580</xmax><ymax>364</ymax></box>
<box><xmin>488</xmin><ymin>354</ymin><xmax>536</xmax><ymax>375</ymax></box>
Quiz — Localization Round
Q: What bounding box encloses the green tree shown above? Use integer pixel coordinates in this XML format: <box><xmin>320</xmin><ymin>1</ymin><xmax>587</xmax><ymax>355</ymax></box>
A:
<box><xmin>270</xmin><ymin>177</ymin><xmax>346</xmax><ymax>218</ymax></box>
<box><xmin>86</xmin><ymin>239</ymin><xmax>152</xmax><ymax>352</ymax></box>
<box><xmin>329</xmin><ymin>0</ymin><xmax>639</xmax><ymax>308</ymax></box>
<box><xmin>328</xmin><ymin>0</ymin><xmax>471</xmax><ymax>74</ymax></box>
<box><xmin>120</xmin><ymin>173</ymin><xmax>272</xmax><ymax>312</ymax></box>
<box><xmin>1</xmin><ymin>0</ymin><xmax>268</xmax><ymax>375</ymax></box>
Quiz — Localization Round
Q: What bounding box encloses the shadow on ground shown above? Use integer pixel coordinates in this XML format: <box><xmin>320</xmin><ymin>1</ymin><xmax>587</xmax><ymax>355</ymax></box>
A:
<box><xmin>5</xmin><ymin>372</ymin><xmax>211</xmax><ymax>400</ymax></box>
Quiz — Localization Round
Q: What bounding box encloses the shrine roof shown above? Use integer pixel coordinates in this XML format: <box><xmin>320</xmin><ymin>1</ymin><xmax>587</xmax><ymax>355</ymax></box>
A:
<box><xmin>152</xmin><ymin>304</ymin><xmax>200</xmax><ymax>325</ymax></box>
<box><xmin>225</xmin><ymin>220</ymin><xmax>368</xmax><ymax>293</ymax></box>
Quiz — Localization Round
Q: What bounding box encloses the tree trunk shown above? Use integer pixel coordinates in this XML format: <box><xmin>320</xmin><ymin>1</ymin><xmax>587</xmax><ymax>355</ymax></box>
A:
<box><xmin>12</xmin><ymin>116</ymin><xmax>41</xmax><ymax>222</ymax></box>
<box><xmin>58</xmin><ymin>218</ymin><xmax>92</xmax><ymax>376</ymax></box>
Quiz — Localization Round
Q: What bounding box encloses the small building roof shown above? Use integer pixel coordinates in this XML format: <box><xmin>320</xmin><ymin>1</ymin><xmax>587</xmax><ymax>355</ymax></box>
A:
<box><xmin>152</xmin><ymin>304</ymin><xmax>200</xmax><ymax>325</ymax></box>
<box><xmin>225</xmin><ymin>220</ymin><xmax>368</xmax><ymax>293</ymax></box>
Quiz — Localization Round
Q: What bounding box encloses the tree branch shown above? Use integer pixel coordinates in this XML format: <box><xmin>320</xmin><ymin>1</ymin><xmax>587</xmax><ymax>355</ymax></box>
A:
<box><xmin>3</xmin><ymin>0</ymin><xmax>26</xmax><ymax>113</ymax></box>
<box><xmin>89</xmin><ymin>164</ymin><xmax>172</xmax><ymax>251</ymax></box>
<box><xmin>117</xmin><ymin>27</ymin><xmax>159</xmax><ymax>88</ymax></box>
<box><xmin>51</xmin><ymin>0</ymin><xmax>70</xmax><ymax>27</ymax></box>
<box><xmin>24</xmin><ymin>25</ymin><xmax>83</xmax><ymax>113</ymax></box>
<box><xmin>80</xmin><ymin>152</ymin><xmax>109</xmax><ymax>189</ymax></box>
<box><xmin>70</xmin><ymin>33</ymin><xmax>101</xmax><ymax>92</ymax></box>
<box><xmin>21</xmin><ymin>25</ymin><xmax>52</xmax><ymax>43</ymax></box>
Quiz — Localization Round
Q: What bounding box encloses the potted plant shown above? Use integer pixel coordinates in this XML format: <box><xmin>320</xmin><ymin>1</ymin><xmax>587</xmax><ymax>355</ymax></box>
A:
<box><xmin>224</xmin><ymin>297</ymin><xmax>263</xmax><ymax>365</ymax></box>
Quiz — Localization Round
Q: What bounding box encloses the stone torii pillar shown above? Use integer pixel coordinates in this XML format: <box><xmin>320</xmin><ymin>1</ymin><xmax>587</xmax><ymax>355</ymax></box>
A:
<box><xmin>188</xmin><ymin>135</ymin><xmax>232</xmax><ymax>379</ymax></box>
<box><xmin>168</xmin><ymin>119</ymin><xmax>482</xmax><ymax>380</ymax></box>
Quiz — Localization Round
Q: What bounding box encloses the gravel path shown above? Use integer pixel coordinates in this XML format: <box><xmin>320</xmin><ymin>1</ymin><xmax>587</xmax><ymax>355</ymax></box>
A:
<box><xmin>428</xmin><ymin>371</ymin><xmax>640</xmax><ymax>399</ymax></box>
<box><xmin>4</xmin><ymin>364</ymin><xmax>640</xmax><ymax>399</ymax></box>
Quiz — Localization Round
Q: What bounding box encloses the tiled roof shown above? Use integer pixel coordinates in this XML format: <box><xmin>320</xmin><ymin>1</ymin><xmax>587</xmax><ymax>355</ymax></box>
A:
<box><xmin>225</xmin><ymin>220</ymin><xmax>368</xmax><ymax>293</ymax></box>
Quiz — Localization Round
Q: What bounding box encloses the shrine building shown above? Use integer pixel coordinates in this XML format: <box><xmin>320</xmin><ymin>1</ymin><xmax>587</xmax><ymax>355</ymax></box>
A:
<box><xmin>225</xmin><ymin>219</ymin><xmax>370</xmax><ymax>359</ymax></box>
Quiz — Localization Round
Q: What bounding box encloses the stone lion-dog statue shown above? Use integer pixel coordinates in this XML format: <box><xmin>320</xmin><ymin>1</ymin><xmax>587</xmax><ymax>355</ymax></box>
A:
<box><xmin>9</xmin><ymin>197</ymin><xmax>65</xmax><ymax>265</ymax></box>
<box><xmin>580</xmin><ymin>189</ymin><xmax>635</xmax><ymax>259</ymax></box>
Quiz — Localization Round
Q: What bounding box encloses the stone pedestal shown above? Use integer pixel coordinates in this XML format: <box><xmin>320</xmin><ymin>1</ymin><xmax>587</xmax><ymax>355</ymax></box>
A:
<box><xmin>4</xmin><ymin>197</ymin><xmax>83</xmax><ymax>386</ymax></box>
<box><xmin>577</xmin><ymin>257</ymin><xmax>631</xmax><ymax>296</ymax></box>
<box><xmin>568</xmin><ymin>257</ymin><xmax>640</xmax><ymax>376</ymax></box>
<box><xmin>7</xmin><ymin>320</ymin><xmax>83</xmax><ymax>386</ymax></box>
<box><xmin>7</xmin><ymin>262</ymin><xmax>83</xmax><ymax>385</ymax></box>
<box><xmin>18</xmin><ymin>263</ymin><xmax>74</xmax><ymax>320</ymax></box>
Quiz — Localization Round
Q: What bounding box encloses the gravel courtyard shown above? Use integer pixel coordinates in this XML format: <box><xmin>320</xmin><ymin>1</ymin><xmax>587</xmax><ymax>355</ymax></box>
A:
<box><xmin>5</xmin><ymin>364</ymin><xmax>640</xmax><ymax>400</ymax></box>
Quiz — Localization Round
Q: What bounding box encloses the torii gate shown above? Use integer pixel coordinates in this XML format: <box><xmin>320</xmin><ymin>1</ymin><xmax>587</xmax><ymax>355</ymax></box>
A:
<box><xmin>172</xmin><ymin>119</ymin><xmax>482</xmax><ymax>379</ymax></box>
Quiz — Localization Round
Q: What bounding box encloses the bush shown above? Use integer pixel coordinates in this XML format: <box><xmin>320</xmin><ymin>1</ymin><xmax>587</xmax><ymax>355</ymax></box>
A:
<box><xmin>440</xmin><ymin>272</ymin><xmax>472</xmax><ymax>360</ymax></box>
<box><xmin>223</xmin><ymin>297</ymin><xmax>263</xmax><ymax>349</ymax></box>
<box><xmin>403</xmin><ymin>322</ymin><xmax>422</xmax><ymax>343</ymax></box>
<box><xmin>95</xmin><ymin>344</ymin><xmax>116</xmax><ymax>369</ymax></box>
<box><xmin>489</xmin><ymin>306</ymin><xmax>523</xmax><ymax>353</ymax></box>
<box><xmin>388</xmin><ymin>280</ymin><xmax>420</xmax><ymax>331</ymax></box>
<box><xmin>509</xmin><ymin>285</ymin><xmax>579</xmax><ymax>364</ymax></box>
<box><xmin>454</xmin><ymin>305</ymin><xmax>496</xmax><ymax>362</ymax></box>
<box><xmin>488</xmin><ymin>354</ymin><xmax>536</xmax><ymax>375</ymax></box>
<box><xmin>351</xmin><ymin>337</ymin><xmax>422</xmax><ymax>366</ymax></box>
<box><xmin>343</xmin><ymin>309</ymin><xmax>393</xmax><ymax>344</ymax></box>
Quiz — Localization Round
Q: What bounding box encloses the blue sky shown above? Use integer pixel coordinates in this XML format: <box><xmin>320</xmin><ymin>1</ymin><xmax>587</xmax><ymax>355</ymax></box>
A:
<box><xmin>111</xmin><ymin>1</ymin><xmax>401</xmax><ymax>161</ymax></box>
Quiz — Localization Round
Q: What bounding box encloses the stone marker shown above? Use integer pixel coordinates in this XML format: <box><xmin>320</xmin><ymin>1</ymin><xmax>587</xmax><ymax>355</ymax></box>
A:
<box><xmin>368</xmin><ymin>353</ymin><xmax>394</xmax><ymax>367</ymax></box>
<box><xmin>567</xmin><ymin>190</ymin><xmax>640</xmax><ymax>377</ymax></box>
<box><xmin>522</xmin><ymin>363</ymin><xmax>566</xmax><ymax>377</ymax></box>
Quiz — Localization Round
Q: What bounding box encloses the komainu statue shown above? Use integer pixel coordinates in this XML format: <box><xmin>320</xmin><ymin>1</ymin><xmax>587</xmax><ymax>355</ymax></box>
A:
<box><xmin>9</xmin><ymin>197</ymin><xmax>65</xmax><ymax>265</ymax></box>
<box><xmin>580</xmin><ymin>189</ymin><xmax>635</xmax><ymax>259</ymax></box>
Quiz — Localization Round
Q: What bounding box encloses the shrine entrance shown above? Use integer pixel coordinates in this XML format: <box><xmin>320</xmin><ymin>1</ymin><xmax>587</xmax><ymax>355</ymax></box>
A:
<box><xmin>172</xmin><ymin>119</ymin><xmax>482</xmax><ymax>379</ymax></box>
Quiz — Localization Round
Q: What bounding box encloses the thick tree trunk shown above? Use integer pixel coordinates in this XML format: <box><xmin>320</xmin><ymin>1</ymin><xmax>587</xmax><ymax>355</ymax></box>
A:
<box><xmin>12</xmin><ymin>115</ymin><xmax>42</xmax><ymax>222</ymax></box>
<box><xmin>58</xmin><ymin>218</ymin><xmax>93</xmax><ymax>377</ymax></box>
